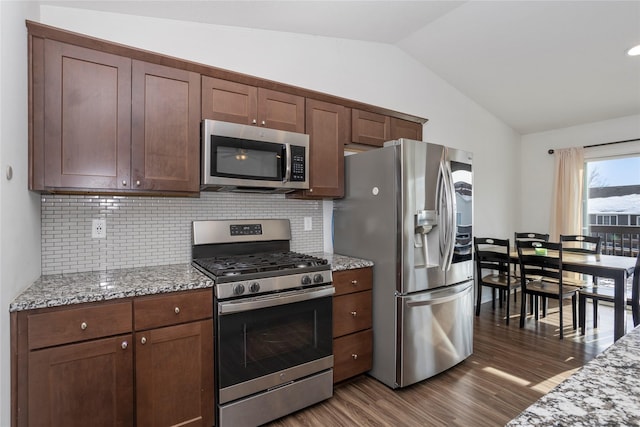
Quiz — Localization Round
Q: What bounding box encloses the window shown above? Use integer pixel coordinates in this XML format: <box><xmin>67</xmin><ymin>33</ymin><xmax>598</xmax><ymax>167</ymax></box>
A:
<box><xmin>584</xmin><ymin>151</ymin><xmax>640</xmax><ymax>256</ymax></box>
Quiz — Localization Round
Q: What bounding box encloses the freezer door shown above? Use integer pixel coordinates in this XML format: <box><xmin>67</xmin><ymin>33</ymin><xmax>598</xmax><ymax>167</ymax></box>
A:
<box><xmin>396</xmin><ymin>281</ymin><xmax>473</xmax><ymax>388</ymax></box>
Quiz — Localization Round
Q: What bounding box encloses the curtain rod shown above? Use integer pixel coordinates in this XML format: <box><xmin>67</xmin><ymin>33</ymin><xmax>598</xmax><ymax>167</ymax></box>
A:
<box><xmin>547</xmin><ymin>137</ymin><xmax>640</xmax><ymax>154</ymax></box>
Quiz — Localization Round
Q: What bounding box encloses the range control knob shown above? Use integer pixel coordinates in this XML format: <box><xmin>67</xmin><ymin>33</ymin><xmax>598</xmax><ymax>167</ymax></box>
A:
<box><xmin>313</xmin><ymin>274</ymin><xmax>324</xmax><ymax>284</ymax></box>
<box><xmin>249</xmin><ymin>282</ymin><xmax>260</xmax><ymax>293</ymax></box>
<box><xmin>233</xmin><ymin>284</ymin><xmax>245</xmax><ymax>296</ymax></box>
<box><xmin>301</xmin><ymin>275</ymin><xmax>312</xmax><ymax>285</ymax></box>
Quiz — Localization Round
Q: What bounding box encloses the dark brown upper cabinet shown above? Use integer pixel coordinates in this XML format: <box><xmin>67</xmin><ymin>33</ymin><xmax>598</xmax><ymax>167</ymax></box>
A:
<box><xmin>201</xmin><ymin>76</ymin><xmax>305</xmax><ymax>133</ymax></box>
<box><xmin>30</xmin><ymin>39</ymin><xmax>200</xmax><ymax>195</ymax></box>
<box><xmin>292</xmin><ymin>99</ymin><xmax>348</xmax><ymax>199</ymax></box>
<box><xmin>390</xmin><ymin>117</ymin><xmax>423</xmax><ymax>141</ymax></box>
<box><xmin>351</xmin><ymin>109</ymin><xmax>390</xmax><ymax>147</ymax></box>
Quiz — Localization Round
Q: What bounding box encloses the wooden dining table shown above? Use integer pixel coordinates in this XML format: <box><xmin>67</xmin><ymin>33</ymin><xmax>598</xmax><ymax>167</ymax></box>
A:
<box><xmin>510</xmin><ymin>250</ymin><xmax>637</xmax><ymax>341</ymax></box>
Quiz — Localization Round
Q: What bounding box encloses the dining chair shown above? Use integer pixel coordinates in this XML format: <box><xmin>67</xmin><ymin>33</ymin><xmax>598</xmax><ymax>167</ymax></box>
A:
<box><xmin>578</xmin><ymin>251</ymin><xmax>640</xmax><ymax>335</ymax></box>
<box><xmin>474</xmin><ymin>237</ymin><xmax>519</xmax><ymax>325</ymax></box>
<box><xmin>516</xmin><ymin>240</ymin><xmax>581</xmax><ymax>339</ymax></box>
<box><xmin>560</xmin><ymin>235</ymin><xmax>602</xmax><ymax>329</ymax></box>
<box><xmin>514</xmin><ymin>232</ymin><xmax>550</xmax><ymax>313</ymax></box>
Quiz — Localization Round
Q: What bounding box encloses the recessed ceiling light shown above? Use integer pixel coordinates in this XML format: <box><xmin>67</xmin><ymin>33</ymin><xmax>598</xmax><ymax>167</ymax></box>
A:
<box><xmin>627</xmin><ymin>44</ymin><xmax>640</xmax><ymax>56</ymax></box>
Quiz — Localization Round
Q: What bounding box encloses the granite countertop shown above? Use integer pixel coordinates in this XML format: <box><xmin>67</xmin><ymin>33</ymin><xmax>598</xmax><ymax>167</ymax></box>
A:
<box><xmin>507</xmin><ymin>325</ymin><xmax>640</xmax><ymax>426</ymax></box>
<box><xmin>10</xmin><ymin>253</ymin><xmax>373</xmax><ymax>312</ymax></box>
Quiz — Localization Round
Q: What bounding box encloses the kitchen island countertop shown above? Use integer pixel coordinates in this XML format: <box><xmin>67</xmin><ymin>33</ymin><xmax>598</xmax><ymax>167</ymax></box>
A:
<box><xmin>507</xmin><ymin>325</ymin><xmax>640</xmax><ymax>426</ymax></box>
<box><xmin>10</xmin><ymin>253</ymin><xmax>372</xmax><ymax>312</ymax></box>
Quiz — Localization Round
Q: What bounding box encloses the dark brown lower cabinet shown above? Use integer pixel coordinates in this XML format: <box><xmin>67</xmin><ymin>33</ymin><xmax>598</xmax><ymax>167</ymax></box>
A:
<box><xmin>332</xmin><ymin>268</ymin><xmax>373</xmax><ymax>383</ymax></box>
<box><xmin>136</xmin><ymin>320</ymin><xmax>214</xmax><ymax>427</ymax></box>
<box><xmin>28</xmin><ymin>334</ymin><xmax>134</xmax><ymax>427</ymax></box>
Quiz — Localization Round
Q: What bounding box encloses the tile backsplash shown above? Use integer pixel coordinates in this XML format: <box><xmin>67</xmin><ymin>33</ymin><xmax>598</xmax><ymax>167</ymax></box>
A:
<box><xmin>41</xmin><ymin>193</ymin><xmax>324</xmax><ymax>275</ymax></box>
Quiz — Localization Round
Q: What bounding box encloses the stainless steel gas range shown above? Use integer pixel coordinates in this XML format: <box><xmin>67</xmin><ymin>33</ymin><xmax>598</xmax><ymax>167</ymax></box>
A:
<box><xmin>191</xmin><ymin>219</ymin><xmax>334</xmax><ymax>427</ymax></box>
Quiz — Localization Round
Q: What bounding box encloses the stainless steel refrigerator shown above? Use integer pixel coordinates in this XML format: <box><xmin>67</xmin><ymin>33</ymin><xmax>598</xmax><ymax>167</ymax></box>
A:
<box><xmin>333</xmin><ymin>139</ymin><xmax>474</xmax><ymax>389</ymax></box>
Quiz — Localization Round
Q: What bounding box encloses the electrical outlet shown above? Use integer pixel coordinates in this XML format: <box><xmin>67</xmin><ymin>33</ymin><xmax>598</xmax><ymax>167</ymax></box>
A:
<box><xmin>304</xmin><ymin>217</ymin><xmax>312</xmax><ymax>231</ymax></box>
<box><xmin>92</xmin><ymin>219</ymin><xmax>106</xmax><ymax>239</ymax></box>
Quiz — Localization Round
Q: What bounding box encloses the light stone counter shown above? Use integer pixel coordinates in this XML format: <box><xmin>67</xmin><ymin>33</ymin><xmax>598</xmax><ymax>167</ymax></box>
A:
<box><xmin>10</xmin><ymin>254</ymin><xmax>372</xmax><ymax>312</ymax></box>
<box><xmin>507</xmin><ymin>325</ymin><xmax>640</xmax><ymax>426</ymax></box>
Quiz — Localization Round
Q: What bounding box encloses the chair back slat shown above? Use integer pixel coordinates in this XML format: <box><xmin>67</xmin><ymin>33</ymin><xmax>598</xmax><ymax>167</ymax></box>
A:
<box><xmin>474</xmin><ymin>237</ymin><xmax>511</xmax><ymax>275</ymax></box>
<box><xmin>516</xmin><ymin>240</ymin><xmax>563</xmax><ymax>284</ymax></box>
<box><xmin>560</xmin><ymin>234</ymin><xmax>601</xmax><ymax>255</ymax></box>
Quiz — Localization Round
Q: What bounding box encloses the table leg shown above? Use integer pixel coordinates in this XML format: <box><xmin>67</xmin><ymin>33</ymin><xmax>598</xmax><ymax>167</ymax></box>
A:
<box><xmin>613</xmin><ymin>270</ymin><xmax>627</xmax><ymax>341</ymax></box>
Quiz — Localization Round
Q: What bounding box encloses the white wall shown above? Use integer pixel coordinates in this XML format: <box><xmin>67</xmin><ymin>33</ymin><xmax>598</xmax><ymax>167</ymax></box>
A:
<box><xmin>520</xmin><ymin>114</ymin><xmax>640</xmax><ymax>234</ymax></box>
<box><xmin>1</xmin><ymin>2</ymin><xmax>42</xmax><ymax>426</ymax></box>
<box><xmin>39</xmin><ymin>6</ymin><xmax>522</xmax><ymax>243</ymax></box>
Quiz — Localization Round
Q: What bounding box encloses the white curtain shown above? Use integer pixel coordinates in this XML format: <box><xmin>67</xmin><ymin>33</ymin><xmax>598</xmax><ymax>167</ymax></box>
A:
<box><xmin>550</xmin><ymin>147</ymin><xmax>585</xmax><ymax>241</ymax></box>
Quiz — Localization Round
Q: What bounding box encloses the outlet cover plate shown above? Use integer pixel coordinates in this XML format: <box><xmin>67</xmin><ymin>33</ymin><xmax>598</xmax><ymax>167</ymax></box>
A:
<box><xmin>92</xmin><ymin>219</ymin><xmax>106</xmax><ymax>239</ymax></box>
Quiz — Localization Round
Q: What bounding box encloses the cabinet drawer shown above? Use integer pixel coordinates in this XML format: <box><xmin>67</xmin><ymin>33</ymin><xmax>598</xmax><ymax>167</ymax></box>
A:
<box><xmin>28</xmin><ymin>301</ymin><xmax>132</xmax><ymax>350</ymax></box>
<box><xmin>333</xmin><ymin>268</ymin><xmax>372</xmax><ymax>296</ymax></box>
<box><xmin>333</xmin><ymin>329</ymin><xmax>373</xmax><ymax>383</ymax></box>
<box><xmin>134</xmin><ymin>289</ymin><xmax>212</xmax><ymax>330</ymax></box>
<box><xmin>333</xmin><ymin>290</ymin><xmax>372</xmax><ymax>338</ymax></box>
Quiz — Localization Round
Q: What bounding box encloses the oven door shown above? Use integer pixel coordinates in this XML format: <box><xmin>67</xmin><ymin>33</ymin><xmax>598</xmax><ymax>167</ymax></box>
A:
<box><xmin>216</xmin><ymin>285</ymin><xmax>334</xmax><ymax>405</ymax></box>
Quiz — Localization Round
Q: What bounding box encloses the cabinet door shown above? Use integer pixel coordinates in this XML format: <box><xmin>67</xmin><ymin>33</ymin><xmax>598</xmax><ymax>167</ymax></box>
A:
<box><xmin>131</xmin><ymin>61</ymin><xmax>201</xmax><ymax>193</ymax></box>
<box><xmin>333</xmin><ymin>329</ymin><xmax>373</xmax><ymax>384</ymax></box>
<box><xmin>390</xmin><ymin>117</ymin><xmax>423</xmax><ymax>141</ymax></box>
<box><xmin>136</xmin><ymin>320</ymin><xmax>214</xmax><ymax>427</ymax></box>
<box><xmin>258</xmin><ymin>88</ymin><xmax>305</xmax><ymax>132</ymax></box>
<box><xmin>42</xmin><ymin>40</ymin><xmax>131</xmax><ymax>190</ymax></box>
<box><xmin>300</xmin><ymin>99</ymin><xmax>347</xmax><ymax>198</ymax></box>
<box><xmin>351</xmin><ymin>109</ymin><xmax>390</xmax><ymax>147</ymax></box>
<box><xmin>28</xmin><ymin>334</ymin><xmax>133</xmax><ymax>427</ymax></box>
<box><xmin>201</xmin><ymin>76</ymin><xmax>257</xmax><ymax>125</ymax></box>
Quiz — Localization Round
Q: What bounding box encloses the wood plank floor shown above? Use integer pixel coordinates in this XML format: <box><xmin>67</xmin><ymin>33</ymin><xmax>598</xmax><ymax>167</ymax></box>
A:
<box><xmin>268</xmin><ymin>292</ymin><xmax>635</xmax><ymax>426</ymax></box>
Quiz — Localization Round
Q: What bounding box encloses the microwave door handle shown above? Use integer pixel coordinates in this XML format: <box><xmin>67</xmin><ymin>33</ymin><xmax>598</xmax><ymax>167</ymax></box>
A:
<box><xmin>283</xmin><ymin>143</ymin><xmax>292</xmax><ymax>182</ymax></box>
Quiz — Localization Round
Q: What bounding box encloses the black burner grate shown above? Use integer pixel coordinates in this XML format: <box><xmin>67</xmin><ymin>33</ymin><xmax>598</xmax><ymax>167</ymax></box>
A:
<box><xmin>194</xmin><ymin>251</ymin><xmax>328</xmax><ymax>277</ymax></box>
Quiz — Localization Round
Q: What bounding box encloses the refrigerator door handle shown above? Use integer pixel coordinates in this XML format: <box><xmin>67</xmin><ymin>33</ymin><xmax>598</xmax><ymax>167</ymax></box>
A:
<box><xmin>406</xmin><ymin>291</ymin><xmax>464</xmax><ymax>307</ymax></box>
<box><xmin>437</xmin><ymin>153</ymin><xmax>456</xmax><ymax>271</ymax></box>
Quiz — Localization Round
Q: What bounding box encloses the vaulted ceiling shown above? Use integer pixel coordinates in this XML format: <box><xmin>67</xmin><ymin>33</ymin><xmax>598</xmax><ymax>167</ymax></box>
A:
<box><xmin>40</xmin><ymin>1</ymin><xmax>640</xmax><ymax>135</ymax></box>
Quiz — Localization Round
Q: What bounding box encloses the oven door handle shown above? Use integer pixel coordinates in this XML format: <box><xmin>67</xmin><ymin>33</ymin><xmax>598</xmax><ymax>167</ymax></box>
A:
<box><xmin>218</xmin><ymin>285</ymin><xmax>335</xmax><ymax>315</ymax></box>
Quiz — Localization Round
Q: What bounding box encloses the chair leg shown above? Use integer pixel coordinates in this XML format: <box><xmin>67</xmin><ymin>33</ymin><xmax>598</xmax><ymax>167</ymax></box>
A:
<box><xmin>559</xmin><ymin>298</ymin><xmax>564</xmax><ymax>339</ymax></box>
<box><xmin>541</xmin><ymin>297</ymin><xmax>547</xmax><ymax>317</ymax></box>
<box><xmin>571</xmin><ymin>294</ymin><xmax>577</xmax><ymax>330</ymax></box>
<box><xmin>593</xmin><ymin>300</ymin><xmax>598</xmax><ymax>329</ymax></box>
<box><xmin>499</xmin><ymin>289</ymin><xmax>504</xmax><ymax>308</ymax></box>
<box><xmin>520</xmin><ymin>292</ymin><xmax>526</xmax><ymax>328</ymax></box>
<box><xmin>579</xmin><ymin>294</ymin><xmax>586</xmax><ymax>335</ymax></box>
<box><xmin>475</xmin><ymin>284</ymin><xmax>482</xmax><ymax>316</ymax></box>
<box><xmin>529</xmin><ymin>294</ymin><xmax>533</xmax><ymax>314</ymax></box>
<box><xmin>633</xmin><ymin>301</ymin><xmax>640</xmax><ymax>327</ymax></box>
<box><xmin>534</xmin><ymin>296</ymin><xmax>539</xmax><ymax>320</ymax></box>
<box><xmin>492</xmin><ymin>288</ymin><xmax>496</xmax><ymax>309</ymax></box>
<box><xmin>505</xmin><ymin>287</ymin><xmax>510</xmax><ymax>325</ymax></box>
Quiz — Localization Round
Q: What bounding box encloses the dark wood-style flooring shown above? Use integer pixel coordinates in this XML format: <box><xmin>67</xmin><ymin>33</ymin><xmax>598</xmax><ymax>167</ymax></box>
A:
<box><xmin>268</xmin><ymin>292</ymin><xmax>635</xmax><ymax>426</ymax></box>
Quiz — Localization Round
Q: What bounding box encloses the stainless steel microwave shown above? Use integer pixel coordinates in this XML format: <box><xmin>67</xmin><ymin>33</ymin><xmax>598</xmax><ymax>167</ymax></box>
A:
<box><xmin>201</xmin><ymin>120</ymin><xmax>309</xmax><ymax>193</ymax></box>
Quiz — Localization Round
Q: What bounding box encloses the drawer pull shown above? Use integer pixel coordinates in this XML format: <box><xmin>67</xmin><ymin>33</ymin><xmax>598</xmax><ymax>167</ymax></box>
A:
<box><xmin>121</xmin><ymin>341</ymin><xmax>128</xmax><ymax>350</ymax></box>
<box><xmin>352</xmin><ymin>354</ymin><xmax>358</xmax><ymax>360</ymax></box>
<box><xmin>80</xmin><ymin>322</ymin><xmax>88</xmax><ymax>330</ymax></box>
<box><xmin>174</xmin><ymin>306</ymin><xmax>180</xmax><ymax>314</ymax></box>
<box><xmin>141</xmin><ymin>337</ymin><xmax>147</xmax><ymax>345</ymax></box>
<box><xmin>350</xmin><ymin>311</ymin><xmax>357</xmax><ymax>317</ymax></box>
<box><xmin>351</xmin><ymin>280</ymin><xmax>358</xmax><ymax>285</ymax></box>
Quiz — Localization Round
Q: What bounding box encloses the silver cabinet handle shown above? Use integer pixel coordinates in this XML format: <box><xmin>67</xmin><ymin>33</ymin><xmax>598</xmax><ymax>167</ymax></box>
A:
<box><xmin>136</xmin><ymin>180</ymin><xmax>141</xmax><ymax>186</ymax></box>
<box><xmin>141</xmin><ymin>337</ymin><xmax>147</xmax><ymax>344</ymax></box>
<box><xmin>351</xmin><ymin>280</ymin><xmax>358</xmax><ymax>285</ymax></box>
<box><xmin>174</xmin><ymin>306</ymin><xmax>180</xmax><ymax>314</ymax></box>
<box><xmin>350</xmin><ymin>311</ymin><xmax>357</xmax><ymax>317</ymax></box>
<box><xmin>122</xmin><ymin>180</ymin><xmax>127</xmax><ymax>186</ymax></box>
<box><xmin>121</xmin><ymin>341</ymin><xmax>128</xmax><ymax>350</ymax></box>
<box><xmin>252</xmin><ymin>119</ymin><xmax>257</xmax><ymax>124</ymax></box>
<box><xmin>261</xmin><ymin>120</ymin><xmax>266</xmax><ymax>126</ymax></box>
<box><xmin>351</xmin><ymin>354</ymin><xmax>358</xmax><ymax>360</ymax></box>
<box><xmin>80</xmin><ymin>322</ymin><xmax>87</xmax><ymax>330</ymax></box>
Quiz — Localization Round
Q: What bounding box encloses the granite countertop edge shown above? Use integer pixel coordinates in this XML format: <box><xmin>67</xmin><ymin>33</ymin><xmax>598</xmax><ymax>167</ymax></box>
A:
<box><xmin>506</xmin><ymin>324</ymin><xmax>640</xmax><ymax>426</ymax></box>
<box><xmin>10</xmin><ymin>253</ymin><xmax>373</xmax><ymax>312</ymax></box>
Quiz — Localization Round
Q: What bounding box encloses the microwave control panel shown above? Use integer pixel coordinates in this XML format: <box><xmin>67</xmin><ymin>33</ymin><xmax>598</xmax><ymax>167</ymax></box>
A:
<box><xmin>290</xmin><ymin>146</ymin><xmax>306</xmax><ymax>182</ymax></box>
